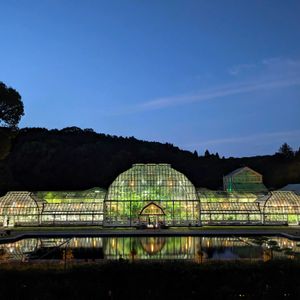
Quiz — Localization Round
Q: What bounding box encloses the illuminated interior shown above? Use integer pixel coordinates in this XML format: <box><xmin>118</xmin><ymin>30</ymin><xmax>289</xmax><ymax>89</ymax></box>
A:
<box><xmin>104</xmin><ymin>163</ymin><xmax>199</xmax><ymax>226</ymax></box>
<box><xmin>223</xmin><ymin>167</ymin><xmax>268</xmax><ymax>193</ymax></box>
<box><xmin>260</xmin><ymin>191</ymin><xmax>300</xmax><ymax>225</ymax></box>
<box><xmin>0</xmin><ymin>164</ymin><xmax>300</xmax><ymax>227</ymax></box>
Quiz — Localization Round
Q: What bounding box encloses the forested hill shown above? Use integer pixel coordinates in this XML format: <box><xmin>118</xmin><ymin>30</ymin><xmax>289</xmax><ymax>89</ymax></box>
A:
<box><xmin>0</xmin><ymin>126</ymin><xmax>299</xmax><ymax>193</ymax></box>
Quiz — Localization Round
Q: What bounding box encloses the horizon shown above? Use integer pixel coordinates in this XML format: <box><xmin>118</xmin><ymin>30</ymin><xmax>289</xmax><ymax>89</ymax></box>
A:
<box><xmin>13</xmin><ymin>125</ymin><xmax>298</xmax><ymax>159</ymax></box>
<box><xmin>1</xmin><ymin>1</ymin><xmax>300</xmax><ymax>157</ymax></box>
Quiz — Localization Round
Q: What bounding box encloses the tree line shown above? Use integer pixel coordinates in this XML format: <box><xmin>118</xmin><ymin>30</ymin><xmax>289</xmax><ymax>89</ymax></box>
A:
<box><xmin>0</xmin><ymin>81</ymin><xmax>299</xmax><ymax>193</ymax></box>
<box><xmin>0</xmin><ymin>126</ymin><xmax>299</xmax><ymax>193</ymax></box>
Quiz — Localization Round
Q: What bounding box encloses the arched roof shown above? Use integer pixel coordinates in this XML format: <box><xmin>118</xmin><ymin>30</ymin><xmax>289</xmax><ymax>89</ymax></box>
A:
<box><xmin>0</xmin><ymin>192</ymin><xmax>42</xmax><ymax>215</ymax></box>
<box><xmin>106</xmin><ymin>163</ymin><xmax>198</xmax><ymax>201</ymax></box>
<box><xmin>262</xmin><ymin>191</ymin><xmax>300</xmax><ymax>213</ymax></box>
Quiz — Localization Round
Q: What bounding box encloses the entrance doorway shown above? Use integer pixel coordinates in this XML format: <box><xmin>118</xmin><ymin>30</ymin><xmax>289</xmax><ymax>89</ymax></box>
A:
<box><xmin>139</xmin><ymin>202</ymin><xmax>165</xmax><ymax>228</ymax></box>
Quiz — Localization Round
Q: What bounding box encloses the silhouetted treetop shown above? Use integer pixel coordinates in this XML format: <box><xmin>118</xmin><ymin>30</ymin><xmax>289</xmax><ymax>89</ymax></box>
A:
<box><xmin>0</xmin><ymin>82</ymin><xmax>24</xmax><ymax>128</ymax></box>
<box><xmin>277</xmin><ymin>143</ymin><xmax>294</xmax><ymax>159</ymax></box>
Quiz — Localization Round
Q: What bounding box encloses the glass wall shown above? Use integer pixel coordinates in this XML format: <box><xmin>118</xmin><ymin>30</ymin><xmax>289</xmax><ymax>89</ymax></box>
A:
<box><xmin>198</xmin><ymin>190</ymin><xmax>262</xmax><ymax>224</ymax></box>
<box><xmin>104</xmin><ymin>164</ymin><xmax>199</xmax><ymax>226</ymax></box>
<box><xmin>41</xmin><ymin>202</ymin><xmax>103</xmax><ymax>225</ymax></box>
<box><xmin>1</xmin><ymin>168</ymin><xmax>300</xmax><ymax>228</ymax></box>
<box><xmin>0</xmin><ymin>192</ymin><xmax>41</xmax><ymax>226</ymax></box>
<box><xmin>37</xmin><ymin>188</ymin><xmax>105</xmax><ymax>226</ymax></box>
<box><xmin>0</xmin><ymin>188</ymin><xmax>105</xmax><ymax>227</ymax></box>
<box><xmin>223</xmin><ymin>167</ymin><xmax>267</xmax><ymax>193</ymax></box>
<box><xmin>262</xmin><ymin>191</ymin><xmax>300</xmax><ymax>225</ymax></box>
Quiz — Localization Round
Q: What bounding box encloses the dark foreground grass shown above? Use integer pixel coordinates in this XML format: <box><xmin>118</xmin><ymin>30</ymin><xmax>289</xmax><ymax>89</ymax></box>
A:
<box><xmin>0</xmin><ymin>260</ymin><xmax>300</xmax><ymax>299</ymax></box>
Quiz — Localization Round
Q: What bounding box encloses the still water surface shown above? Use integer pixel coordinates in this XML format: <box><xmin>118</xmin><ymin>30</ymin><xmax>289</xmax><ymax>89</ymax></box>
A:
<box><xmin>1</xmin><ymin>236</ymin><xmax>300</xmax><ymax>263</ymax></box>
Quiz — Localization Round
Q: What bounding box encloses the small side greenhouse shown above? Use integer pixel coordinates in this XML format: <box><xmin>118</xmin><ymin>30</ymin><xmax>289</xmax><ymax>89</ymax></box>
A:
<box><xmin>0</xmin><ymin>192</ymin><xmax>41</xmax><ymax>226</ymax></box>
<box><xmin>198</xmin><ymin>190</ymin><xmax>262</xmax><ymax>225</ymax></box>
<box><xmin>260</xmin><ymin>191</ymin><xmax>300</xmax><ymax>225</ymax></box>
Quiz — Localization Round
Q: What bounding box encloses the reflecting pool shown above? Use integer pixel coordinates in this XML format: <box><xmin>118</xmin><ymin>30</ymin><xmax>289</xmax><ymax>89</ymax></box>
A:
<box><xmin>1</xmin><ymin>236</ymin><xmax>300</xmax><ymax>263</ymax></box>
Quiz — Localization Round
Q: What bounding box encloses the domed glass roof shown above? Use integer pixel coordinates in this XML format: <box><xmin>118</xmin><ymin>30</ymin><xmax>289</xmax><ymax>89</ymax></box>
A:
<box><xmin>106</xmin><ymin>163</ymin><xmax>197</xmax><ymax>201</ymax></box>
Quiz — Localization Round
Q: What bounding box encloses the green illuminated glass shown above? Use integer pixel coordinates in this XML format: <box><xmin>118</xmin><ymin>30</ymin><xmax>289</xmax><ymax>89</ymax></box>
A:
<box><xmin>104</xmin><ymin>163</ymin><xmax>199</xmax><ymax>226</ymax></box>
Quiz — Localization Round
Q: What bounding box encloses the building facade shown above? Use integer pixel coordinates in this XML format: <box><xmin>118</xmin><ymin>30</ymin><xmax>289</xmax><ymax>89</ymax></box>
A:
<box><xmin>1</xmin><ymin>163</ymin><xmax>300</xmax><ymax>227</ymax></box>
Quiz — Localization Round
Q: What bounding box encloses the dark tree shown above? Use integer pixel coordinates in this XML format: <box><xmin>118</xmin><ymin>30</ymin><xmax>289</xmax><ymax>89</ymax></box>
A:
<box><xmin>0</xmin><ymin>128</ymin><xmax>14</xmax><ymax>159</ymax></box>
<box><xmin>278</xmin><ymin>143</ymin><xmax>294</xmax><ymax>159</ymax></box>
<box><xmin>204</xmin><ymin>149</ymin><xmax>210</xmax><ymax>157</ymax></box>
<box><xmin>0</xmin><ymin>82</ymin><xmax>24</xmax><ymax>128</ymax></box>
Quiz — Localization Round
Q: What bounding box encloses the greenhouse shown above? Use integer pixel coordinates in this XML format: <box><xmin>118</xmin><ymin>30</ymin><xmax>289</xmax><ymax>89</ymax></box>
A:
<box><xmin>198</xmin><ymin>190</ymin><xmax>262</xmax><ymax>225</ymax></box>
<box><xmin>0</xmin><ymin>188</ymin><xmax>105</xmax><ymax>227</ymax></box>
<box><xmin>36</xmin><ymin>188</ymin><xmax>105</xmax><ymax>226</ymax></box>
<box><xmin>0</xmin><ymin>192</ymin><xmax>40</xmax><ymax>227</ymax></box>
<box><xmin>223</xmin><ymin>167</ymin><xmax>268</xmax><ymax>193</ymax></box>
<box><xmin>260</xmin><ymin>191</ymin><xmax>300</xmax><ymax>225</ymax></box>
<box><xmin>104</xmin><ymin>164</ymin><xmax>200</xmax><ymax>227</ymax></box>
<box><xmin>1</xmin><ymin>163</ymin><xmax>300</xmax><ymax>227</ymax></box>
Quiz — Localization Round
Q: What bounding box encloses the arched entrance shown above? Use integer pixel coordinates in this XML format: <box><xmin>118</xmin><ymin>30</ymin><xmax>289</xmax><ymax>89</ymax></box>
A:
<box><xmin>139</xmin><ymin>202</ymin><xmax>165</xmax><ymax>228</ymax></box>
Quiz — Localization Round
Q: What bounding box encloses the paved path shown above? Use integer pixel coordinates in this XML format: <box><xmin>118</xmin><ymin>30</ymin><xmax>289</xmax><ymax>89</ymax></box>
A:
<box><xmin>1</xmin><ymin>227</ymin><xmax>300</xmax><ymax>243</ymax></box>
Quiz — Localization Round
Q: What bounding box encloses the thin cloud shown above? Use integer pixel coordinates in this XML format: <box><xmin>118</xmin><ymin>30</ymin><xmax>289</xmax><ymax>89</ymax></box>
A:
<box><xmin>228</xmin><ymin>63</ymin><xmax>256</xmax><ymax>76</ymax></box>
<box><xmin>230</xmin><ymin>57</ymin><xmax>300</xmax><ymax>76</ymax></box>
<box><xmin>108</xmin><ymin>57</ymin><xmax>300</xmax><ymax>116</ymax></box>
<box><xmin>138</xmin><ymin>77</ymin><xmax>300</xmax><ymax>111</ymax></box>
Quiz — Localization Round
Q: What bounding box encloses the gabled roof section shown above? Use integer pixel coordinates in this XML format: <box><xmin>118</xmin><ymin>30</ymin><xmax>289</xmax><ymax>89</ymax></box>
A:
<box><xmin>140</xmin><ymin>202</ymin><xmax>165</xmax><ymax>215</ymax></box>
<box><xmin>224</xmin><ymin>166</ymin><xmax>262</xmax><ymax>178</ymax></box>
<box><xmin>223</xmin><ymin>166</ymin><xmax>267</xmax><ymax>193</ymax></box>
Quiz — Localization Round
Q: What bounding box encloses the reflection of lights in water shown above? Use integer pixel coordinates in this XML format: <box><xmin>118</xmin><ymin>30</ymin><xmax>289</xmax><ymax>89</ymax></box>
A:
<box><xmin>3</xmin><ymin>236</ymin><xmax>300</xmax><ymax>262</ymax></box>
<box><xmin>140</xmin><ymin>237</ymin><xmax>166</xmax><ymax>255</ymax></box>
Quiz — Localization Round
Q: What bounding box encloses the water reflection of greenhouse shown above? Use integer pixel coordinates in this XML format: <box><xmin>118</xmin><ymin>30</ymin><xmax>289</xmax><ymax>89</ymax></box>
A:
<box><xmin>1</xmin><ymin>164</ymin><xmax>300</xmax><ymax>227</ymax></box>
<box><xmin>1</xmin><ymin>236</ymin><xmax>300</xmax><ymax>262</ymax></box>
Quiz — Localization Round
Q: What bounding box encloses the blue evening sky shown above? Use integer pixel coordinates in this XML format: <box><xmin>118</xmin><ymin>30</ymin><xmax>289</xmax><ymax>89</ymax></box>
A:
<box><xmin>1</xmin><ymin>0</ymin><xmax>300</xmax><ymax>157</ymax></box>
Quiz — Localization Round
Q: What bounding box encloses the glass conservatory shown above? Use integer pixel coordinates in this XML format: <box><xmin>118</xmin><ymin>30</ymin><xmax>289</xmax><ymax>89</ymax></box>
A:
<box><xmin>104</xmin><ymin>163</ymin><xmax>200</xmax><ymax>227</ymax></box>
<box><xmin>223</xmin><ymin>167</ymin><xmax>268</xmax><ymax>193</ymax></box>
<box><xmin>0</xmin><ymin>188</ymin><xmax>105</xmax><ymax>227</ymax></box>
<box><xmin>1</xmin><ymin>164</ymin><xmax>300</xmax><ymax>228</ymax></box>
<box><xmin>0</xmin><ymin>192</ymin><xmax>41</xmax><ymax>227</ymax></box>
<box><xmin>261</xmin><ymin>191</ymin><xmax>300</xmax><ymax>225</ymax></box>
<box><xmin>198</xmin><ymin>190</ymin><xmax>262</xmax><ymax>225</ymax></box>
<box><xmin>36</xmin><ymin>188</ymin><xmax>105</xmax><ymax>226</ymax></box>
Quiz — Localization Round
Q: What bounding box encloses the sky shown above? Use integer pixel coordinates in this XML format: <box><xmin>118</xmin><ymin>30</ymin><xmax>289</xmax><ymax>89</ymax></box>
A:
<box><xmin>0</xmin><ymin>0</ymin><xmax>300</xmax><ymax>157</ymax></box>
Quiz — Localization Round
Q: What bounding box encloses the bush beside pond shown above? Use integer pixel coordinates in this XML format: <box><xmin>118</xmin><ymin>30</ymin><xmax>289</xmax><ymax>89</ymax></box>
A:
<box><xmin>0</xmin><ymin>260</ymin><xmax>299</xmax><ymax>299</ymax></box>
